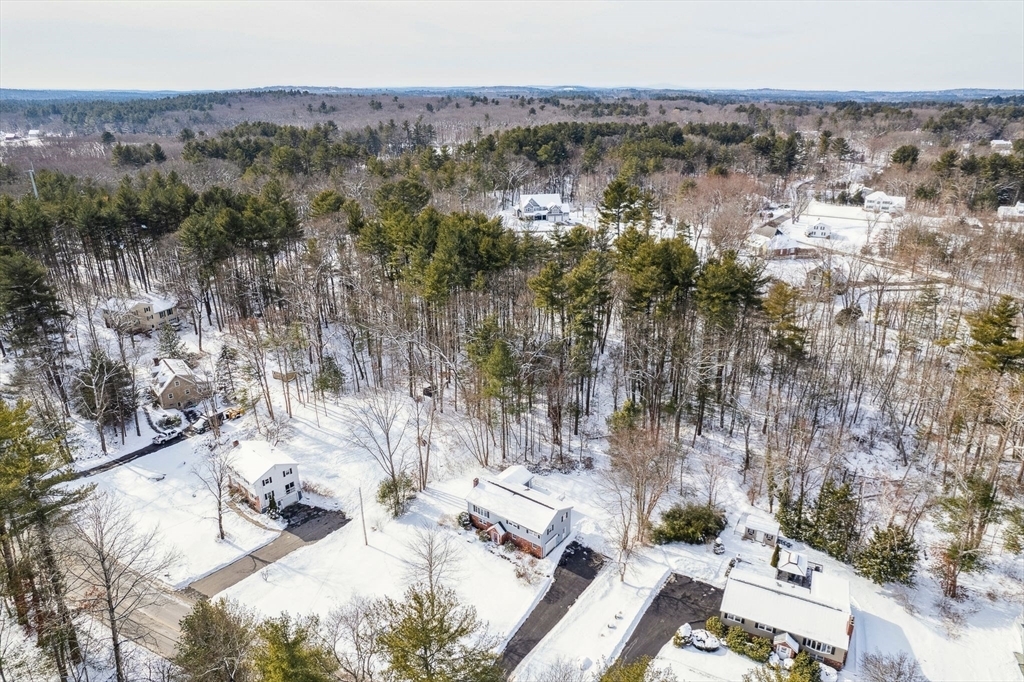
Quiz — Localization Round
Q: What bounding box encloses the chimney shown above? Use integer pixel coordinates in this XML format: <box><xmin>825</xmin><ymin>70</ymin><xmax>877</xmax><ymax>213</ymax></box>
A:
<box><xmin>472</xmin><ymin>478</ymin><xmax>479</xmax><ymax>487</ymax></box>
<box><xmin>847</xmin><ymin>615</ymin><xmax>855</xmax><ymax>636</ymax></box>
<box><xmin>153</xmin><ymin>357</ymin><xmax>162</xmax><ymax>366</ymax></box>
<box><xmin>232</xmin><ymin>440</ymin><xmax>239</xmax><ymax>448</ymax></box>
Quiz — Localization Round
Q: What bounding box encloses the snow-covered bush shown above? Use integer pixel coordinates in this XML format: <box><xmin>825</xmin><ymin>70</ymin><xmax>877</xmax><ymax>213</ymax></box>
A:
<box><xmin>725</xmin><ymin>625</ymin><xmax>748</xmax><ymax>650</ymax></box>
<box><xmin>456</xmin><ymin>511</ymin><xmax>471</xmax><ymax>529</ymax></box>
<box><xmin>860</xmin><ymin>650</ymin><xmax>928</xmax><ymax>682</ymax></box>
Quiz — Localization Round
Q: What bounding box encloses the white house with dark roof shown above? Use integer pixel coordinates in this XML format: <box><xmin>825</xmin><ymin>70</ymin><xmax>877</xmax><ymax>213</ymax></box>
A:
<box><xmin>516</xmin><ymin>194</ymin><xmax>571</xmax><ymax>223</ymax></box>
<box><xmin>228</xmin><ymin>440</ymin><xmax>301</xmax><ymax>513</ymax></box>
<box><xmin>720</xmin><ymin>567</ymin><xmax>854</xmax><ymax>669</ymax></box>
<box><xmin>466</xmin><ymin>465</ymin><xmax>572</xmax><ymax>557</ymax></box>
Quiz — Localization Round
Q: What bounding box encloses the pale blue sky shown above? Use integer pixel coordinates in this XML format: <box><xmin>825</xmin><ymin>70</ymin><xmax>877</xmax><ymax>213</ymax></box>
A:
<box><xmin>1</xmin><ymin>1</ymin><xmax>1021</xmax><ymax>92</ymax></box>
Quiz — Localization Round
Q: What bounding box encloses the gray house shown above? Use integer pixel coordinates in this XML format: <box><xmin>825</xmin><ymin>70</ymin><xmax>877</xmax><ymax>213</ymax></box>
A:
<box><xmin>466</xmin><ymin>465</ymin><xmax>572</xmax><ymax>558</ymax></box>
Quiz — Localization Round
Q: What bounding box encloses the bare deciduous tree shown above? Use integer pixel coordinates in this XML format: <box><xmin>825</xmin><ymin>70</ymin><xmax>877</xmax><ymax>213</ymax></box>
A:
<box><xmin>321</xmin><ymin>595</ymin><xmax>382</xmax><ymax>682</ymax></box>
<box><xmin>69</xmin><ymin>493</ymin><xmax>173</xmax><ymax>682</ymax></box>
<box><xmin>194</xmin><ymin>442</ymin><xmax>235</xmax><ymax>541</ymax></box>
<box><xmin>404</xmin><ymin>525</ymin><xmax>460</xmax><ymax>593</ymax></box>
<box><xmin>861</xmin><ymin>650</ymin><xmax>928</xmax><ymax>682</ymax></box>
<box><xmin>345</xmin><ymin>390</ymin><xmax>410</xmax><ymax>517</ymax></box>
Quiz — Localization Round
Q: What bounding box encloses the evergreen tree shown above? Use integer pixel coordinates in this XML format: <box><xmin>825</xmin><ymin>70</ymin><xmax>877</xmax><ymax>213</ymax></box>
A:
<box><xmin>377</xmin><ymin>584</ymin><xmax>502</xmax><ymax>682</ymax></box>
<box><xmin>0</xmin><ymin>247</ymin><xmax>67</xmax><ymax>352</ymax></box>
<box><xmin>855</xmin><ymin>524</ymin><xmax>919</xmax><ymax>585</ymax></box>
<box><xmin>598</xmin><ymin>178</ymin><xmax>642</xmax><ymax>235</ymax></box>
<box><xmin>890</xmin><ymin>145</ymin><xmax>920</xmax><ymax>169</ymax></box>
<box><xmin>174</xmin><ymin>599</ymin><xmax>256</xmax><ymax>682</ymax></box>
<box><xmin>313</xmin><ymin>354</ymin><xmax>346</xmax><ymax>401</ymax></box>
<box><xmin>309</xmin><ymin>189</ymin><xmax>345</xmax><ymax>218</ymax></box>
<box><xmin>789</xmin><ymin>651</ymin><xmax>822</xmax><ymax>682</ymax></box>
<box><xmin>157</xmin><ymin>322</ymin><xmax>188</xmax><ymax>360</ymax></box>
<box><xmin>253</xmin><ymin>614</ymin><xmax>338</xmax><ymax>682</ymax></box>
<box><xmin>806</xmin><ymin>479</ymin><xmax>860</xmax><ymax>562</ymax></box>
<box><xmin>966</xmin><ymin>295</ymin><xmax>1024</xmax><ymax>374</ymax></box>
<box><xmin>763</xmin><ymin>281</ymin><xmax>806</xmax><ymax>359</ymax></box>
<box><xmin>216</xmin><ymin>344</ymin><xmax>240</xmax><ymax>401</ymax></box>
<box><xmin>775</xmin><ymin>480</ymin><xmax>806</xmax><ymax>541</ymax></box>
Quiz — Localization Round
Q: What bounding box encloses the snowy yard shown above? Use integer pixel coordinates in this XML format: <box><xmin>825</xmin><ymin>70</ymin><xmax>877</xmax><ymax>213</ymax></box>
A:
<box><xmin>71</xmin><ymin>435</ymin><xmax>280</xmax><ymax>589</ymax></box>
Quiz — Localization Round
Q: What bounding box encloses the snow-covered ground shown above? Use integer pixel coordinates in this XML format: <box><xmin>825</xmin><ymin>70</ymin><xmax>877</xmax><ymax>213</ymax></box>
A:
<box><xmin>70</xmin><ymin>434</ymin><xmax>281</xmax><ymax>589</ymax></box>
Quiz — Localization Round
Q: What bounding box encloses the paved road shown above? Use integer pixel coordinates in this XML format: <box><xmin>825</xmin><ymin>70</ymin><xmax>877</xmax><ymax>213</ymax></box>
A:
<box><xmin>618</xmin><ymin>573</ymin><xmax>724</xmax><ymax>664</ymax></box>
<box><xmin>501</xmin><ymin>543</ymin><xmax>604</xmax><ymax>674</ymax></box>
<box><xmin>72</xmin><ymin>432</ymin><xmax>189</xmax><ymax>480</ymax></box>
<box><xmin>189</xmin><ymin>506</ymin><xmax>348</xmax><ymax>598</ymax></box>
<box><xmin>121</xmin><ymin>588</ymin><xmax>197</xmax><ymax>659</ymax></box>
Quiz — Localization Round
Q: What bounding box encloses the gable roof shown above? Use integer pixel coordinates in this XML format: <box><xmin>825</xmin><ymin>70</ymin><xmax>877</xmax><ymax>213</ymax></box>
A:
<box><xmin>230</xmin><ymin>441</ymin><xmax>297</xmax><ymax>486</ymax></box>
<box><xmin>738</xmin><ymin>513</ymin><xmax>780</xmax><ymax>535</ymax></box>
<box><xmin>518</xmin><ymin>193</ymin><xmax>564</xmax><ymax>211</ymax></box>
<box><xmin>466</xmin><ymin>470</ymin><xmax>570</xmax><ymax>533</ymax></box>
<box><xmin>154</xmin><ymin>358</ymin><xmax>196</xmax><ymax>395</ymax></box>
<box><xmin>721</xmin><ymin>568</ymin><xmax>851</xmax><ymax>650</ymax></box>
<box><xmin>104</xmin><ymin>292</ymin><xmax>176</xmax><ymax>314</ymax></box>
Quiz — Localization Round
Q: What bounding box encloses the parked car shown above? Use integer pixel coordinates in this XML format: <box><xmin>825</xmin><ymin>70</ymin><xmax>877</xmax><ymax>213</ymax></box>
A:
<box><xmin>152</xmin><ymin>433</ymin><xmax>174</xmax><ymax>445</ymax></box>
<box><xmin>191</xmin><ymin>417</ymin><xmax>210</xmax><ymax>434</ymax></box>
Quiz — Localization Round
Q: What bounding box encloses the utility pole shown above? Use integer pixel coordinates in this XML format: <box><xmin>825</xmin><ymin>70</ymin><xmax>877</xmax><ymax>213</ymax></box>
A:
<box><xmin>358</xmin><ymin>487</ymin><xmax>368</xmax><ymax>546</ymax></box>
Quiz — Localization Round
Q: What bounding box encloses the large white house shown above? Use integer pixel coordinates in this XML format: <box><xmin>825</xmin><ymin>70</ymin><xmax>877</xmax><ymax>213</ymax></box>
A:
<box><xmin>516</xmin><ymin>194</ymin><xmax>571</xmax><ymax>223</ymax></box>
<box><xmin>863</xmin><ymin>191</ymin><xmax>906</xmax><ymax>214</ymax></box>
<box><xmin>102</xmin><ymin>293</ymin><xmax>180</xmax><ymax>333</ymax></box>
<box><xmin>804</xmin><ymin>221</ymin><xmax>832</xmax><ymax>239</ymax></box>
<box><xmin>466</xmin><ymin>465</ymin><xmax>572</xmax><ymax>558</ymax></box>
<box><xmin>720</xmin><ymin>567</ymin><xmax>854</xmax><ymax>669</ymax></box>
<box><xmin>228</xmin><ymin>441</ymin><xmax>301</xmax><ymax>513</ymax></box>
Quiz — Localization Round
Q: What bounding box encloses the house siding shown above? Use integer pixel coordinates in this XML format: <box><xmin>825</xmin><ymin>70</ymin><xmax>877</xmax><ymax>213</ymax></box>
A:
<box><xmin>468</xmin><ymin>509</ymin><xmax>569</xmax><ymax>558</ymax></box>
<box><xmin>720</xmin><ymin>612</ymin><xmax>849</xmax><ymax>669</ymax></box>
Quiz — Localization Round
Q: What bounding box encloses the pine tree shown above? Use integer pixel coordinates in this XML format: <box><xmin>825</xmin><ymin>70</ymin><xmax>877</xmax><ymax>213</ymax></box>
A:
<box><xmin>789</xmin><ymin>651</ymin><xmax>822</xmax><ymax>682</ymax></box>
<box><xmin>254</xmin><ymin>614</ymin><xmax>337</xmax><ymax>682</ymax></box>
<box><xmin>157</xmin><ymin>322</ymin><xmax>188</xmax><ymax>360</ymax></box>
<box><xmin>855</xmin><ymin>524</ymin><xmax>919</xmax><ymax>585</ymax></box>
<box><xmin>174</xmin><ymin>599</ymin><xmax>256</xmax><ymax>682</ymax></box>
<box><xmin>806</xmin><ymin>479</ymin><xmax>860</xmax><ymax>562</ymax></box>
<box><xmin>966</xmin><ymin>295</ymin><xmax>1024</xmax><ymax>374</ymax></box>
<box><xmin>377</xmin><ymin>584</ymin><xmax>502</xmax><ymax>682</ymax></box>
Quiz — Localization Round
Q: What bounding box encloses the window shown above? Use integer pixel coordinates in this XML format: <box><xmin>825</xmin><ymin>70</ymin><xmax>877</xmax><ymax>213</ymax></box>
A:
<box><xmin>285</xmin><ymin>482</ymin><xmax>295</xmax><ymax>494</ymax></box>
<box><xmin>185</xmin><ymin>389</ymin><xmax>190</xmax><ymax>395</ymax></box>
<box><xmin>159</xmin><ymin>311</ymin><xmax>166</xmax><ymax>318</ymax></box>
<box><xmin>471</xmin><ymin>504</ymin><xmax>482</xmax><ymax>515</ymax></box>
<box><xmin>764</xmin><ymin>534</ymin><xmax>775</xmax><ymax>543</ymax></box>
<box><xmin>282</xmin><ymin>468</ymin><xmax>293</xmax><ymax>476</ymax></box>
<box><xmin>144</xmin><ymin>307</ymin><xmax>151</xmax><ymax>312</ymax></box>
<box><xmin>264</xmin><ymin>491</ymin><xmax>275</xmax><ymax>501</ymax></box>
<box><xmin>167</xmin><ymin>393</ymin><xmax>173</xmax><ymax>400</ymax></box>
<box><xmin>167</xmin><ymin>307</ymin><xmax>173</xmax><ymax>315</ymax></box>
<box><xmin>723</xmin><ymin>613</ymin><xmax>745</xmax><ymax>624</ymax></box>
<box><xmin>174</xmin><ymin>380</ymin><xmax>180</xmax><ymax>387</ymax></box>
<box><xmin>755</xmin><ymin>623</ymin><xmax>776</xmax><ymax>634</ymax></box>
<box><xmin>262</xmin><ymin>477</ymin><xmax>273</xmax><ymax>486</ymax></box>
<box><xmin>801</xmin><ymin>638</ymin><xmax>834</xmax><ymax>655</ymax></box>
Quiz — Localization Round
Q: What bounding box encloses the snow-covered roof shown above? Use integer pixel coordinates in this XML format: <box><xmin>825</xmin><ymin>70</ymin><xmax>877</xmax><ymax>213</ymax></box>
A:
<box><xmin>739</xmin><ymin>513</ymin><xmax>780</xmax><ymax>535</ymax></box>
<box><xmin>778</xmin><ymin>550</ymin><xmax>808</xmax><ymax>577</ymax></box>
<box><xmin>768</xmin><ymin>234</ymin><xmax>803</xmax><ymax>252</ymax></box>
<box><xmin>153</xmin><ymin>358</ymin><xmax>195</xmax><ymax>394</ymax></box>
<box><xmin>721</xmin><ymin>568</ymin><xmax>851</xmax><ymax>650</ymax></box>
<box><xmin>774</xmin><ymin>632</ymin><xmax>800</xmax><ymax>651</ymax></box>
<box><xmin>104</xmin><ymin>292</ymin><xmax>176</xmax><ymax>313</ymax></box>
<box><xmin>518</xmin><ymin>193</ymin><xmax>564</xmax><ymax>211</ymax></box>
<box><xmin>498</xmin><ymin>465</ymin><xmax>535</xmax><ymax>487</ymax></box>
<box><xmin>230</xmin><ymin>441</ymin><xmax>298</xmax><ymax>486</ymax></box>
<box><xmin>466</xmin><ymin>469</ymin><xmax>570</xmax><ymax>533</ymax></box>
<box><xmin>865</xmin><ymin>190</ymin><xmax>888</xmax><ymax>200</ymax></box>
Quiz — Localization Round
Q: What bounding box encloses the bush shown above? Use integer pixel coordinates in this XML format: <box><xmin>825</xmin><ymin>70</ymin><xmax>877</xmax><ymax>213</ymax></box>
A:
<box><xmin>457</xmin><ymin>511</ymin><xmax>471</xmax><ymax>529</ymax></box>
<box><xmin>672</xmin><ymin>630</ymin><xmax>688</xmax><ymax>648</ymax></box>
<box><xmin>376</xmin><ymin>473</ymin><xmax>415</xmax><ymax>517</ymax></box>
<box><xmin>745</xmin><ymin>636</ymin><xmax>772</xmax><ymax>663</ymax></box>
<box><xmin>725</xmin><ymin>625</ymin><xmax>748</xmax><ymax>650</ymax></box>
<box><xmin>705</xmin><ymin>616</ymin><xmax>725</xmax><ymax>638</ymax></box>
<box><xmin>652</xmin><ymin>503</ymin><xmax>727</xmax><ymax>545</ymax></box>
<box><xmin>790</xmin><ymin>652</ymin><xmax>822</xmax><ymax>682</ymax></box>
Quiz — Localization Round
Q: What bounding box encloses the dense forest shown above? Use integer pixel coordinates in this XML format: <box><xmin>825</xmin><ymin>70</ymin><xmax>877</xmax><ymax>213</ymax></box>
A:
<box><xmin>0</xmin><ymin>90</ymin><xmax>1023</xmax><ymax>681</ymax></box>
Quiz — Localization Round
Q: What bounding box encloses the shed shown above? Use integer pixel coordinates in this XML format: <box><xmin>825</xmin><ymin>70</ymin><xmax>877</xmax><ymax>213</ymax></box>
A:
<box><xmin>737</xmin><ymin>513</ymin><xmax>779</xmax><ymax>546</ymax></box>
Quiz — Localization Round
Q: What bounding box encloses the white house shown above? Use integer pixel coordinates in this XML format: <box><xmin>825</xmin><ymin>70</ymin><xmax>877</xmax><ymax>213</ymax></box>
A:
<box><xmin>102</xmin><ymin>293</ymin><xmax>180</xmax><ymax>333</ymax></box>
<box><xmin>991</xmin><ymin>139</ymin><xmax>1013</xmax><ymax>155</ymax></box>
<box><xmin>27</xmin><ymin>129</ymin><xmax>41</xmax><ymax>138</ymax></box>
<box><xmin>720</xmin><ymin>567</ymin><xmax>854</xmax><ymax>669</ymax></box>
<box><xmin>466</xmin><ymin>465</ymin><xmax>572</xmax><ymax>558</ymax></box>
<box><xmin>228</xmin><ymin>440</ymin><xmax>301</xmax><ymax>513</ymax></box>
<box><xmin>997</xmin><ymin>202</ymin><xmax>1024</xmax><ymax>220</ymax></box>
<box><xmin>736</xmin><ymin>513</ymin><xmax>779</xmax><ymax>546</ymax></box>
<box><xmin>863</xmin><ymin>191</ymin><xmax>906</xmax><ymax>214</ymax></box>
<box><xmin>804</xmin><ymin>222</ymin><xmax>832</xmax><ymax>239</ymax></box>
<box><xmin>516</xmin><ymin>194</ymin><xmax>571</xmax><ymax>223</ymax></box>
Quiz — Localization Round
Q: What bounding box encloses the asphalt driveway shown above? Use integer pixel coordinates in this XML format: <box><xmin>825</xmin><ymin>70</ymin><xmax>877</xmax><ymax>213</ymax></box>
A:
<box><xmin>618</xmin><ymin>573</ymin><xmax>724</xmax><ymax>664</ymax></box>
<box><xmin>501</xmin><ymin>542</ymin><xmax>604</xmax><ymax>673</ymax></box>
